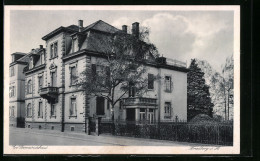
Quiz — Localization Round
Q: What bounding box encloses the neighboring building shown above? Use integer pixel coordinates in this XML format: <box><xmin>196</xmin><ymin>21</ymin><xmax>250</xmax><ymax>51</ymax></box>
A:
<box><xmin>9</xmin><ymin>52</ymin><xmax>29</xmax><ymax>127</ymax></box>
<box><xmin>23</xmin><ymin>20</ymin><xmax>188</xmax><ymax>133</ymax></box>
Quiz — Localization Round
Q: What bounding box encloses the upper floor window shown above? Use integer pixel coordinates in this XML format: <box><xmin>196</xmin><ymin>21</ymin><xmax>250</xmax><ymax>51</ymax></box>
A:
<box><xmin>50</xmin><ymin>71</ymin><xmax>57</xmax><ymax>87</ymax></box>
<box><xmin>165</xmin><ymin>76</ymin><xmax>172</xmax><ymax>92</ymax></box>
<box><xmin>70</xmin><ymin>97</ymin><xmax>77</xmax><ymax>116</ymax></box>
<box><xmin>27</xmin><ymin>103</ymin><xmax>32</xmax><ymax>117</ymax></box>
<box><xmin>38</xmin><ymin>76</ymin><xmax>43</xmax><ymax>90</ymax></box>
<box><xmin>10</xmin><ymin>67</ymin><xmax>15</xmax><ymax>77</ymax></box>
<box><xmin>50</xmin><ymin>42</ymin><xmax>58</xmax><ymax>59</ymax></box>
<box><xmin>129</xmin><ymin>82</ymin><xmax>136</xmax><ymax>97</ymax></box>
<box><xmin>164</xmin><ymin>102</ymin><xmax>172</xmax><ymax>119</ymax></box>
<box><xmin>70</xmin><ymin>66</ymin><xmax>77</xmax><ymax>85</ymax></box>
<box><xmin>27</xmin><ymin>80</ymin><xmax>32</xmax><ymax>94</ymax></box>
<box><xmin>148</xmin><ymin>73</ymin><xmax>154</xmax><ymax>90</ymax></box>
<box><xmin>9</xmin><ymin>86</ymin><xmax>15</xmax><ymax>97</ymax></box>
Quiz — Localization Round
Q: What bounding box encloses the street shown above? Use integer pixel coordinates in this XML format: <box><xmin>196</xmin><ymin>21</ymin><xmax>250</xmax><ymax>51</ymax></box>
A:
<box><xmin>9</xmin><ymin>127</ymin><xmax>221</xmax><ymax>146</ymax></box>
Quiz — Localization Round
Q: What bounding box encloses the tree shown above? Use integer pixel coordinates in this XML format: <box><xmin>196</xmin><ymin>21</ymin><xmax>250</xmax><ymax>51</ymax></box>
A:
<box><xmin>221</xmin><ymin>55</ymin><xmax>234</xmax><ymax>120</ymax></box>
<box><xmin>187</xmin><ymin>59</ymin><xmax>214</xmax><ymax>121</ymax></box>
<box><xmin>76</xmin><ymin>27</ymin><xmax>158</xmax><ymax>120</ymax></box>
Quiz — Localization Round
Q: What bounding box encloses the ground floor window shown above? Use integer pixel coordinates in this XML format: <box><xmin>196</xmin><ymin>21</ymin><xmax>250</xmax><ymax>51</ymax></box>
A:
<box><xmin>9</xmin><ymin>106</ymin><xmax>15</xmax><ymax>117</ymax></box>
<box><xmin>27</xmin><ymin>103</ymin><xmax>32</xmax><ymax>117</ymax></box>
<box><xmin>70</xmin><ymin>97</ymin><xmax>77</xmax><ymax>116</ymax></box>
<box><xmin>139</xmin><ymin>108</ymin><xmax>146</xmax><ymax>121</ymax></box>
<box><xmin>51</xmin><ymin>104</ymin><xmax>56</xmax><ymax>116</ymax></box>
<box><xmin>38</xmin><ymin>102</ymin><xmax>43</xmax><ymax>118</ymax></box>
<box><xmin>164</xmin><ymin>102</ymin><xmax>172</xmax><ymax>119</ymax></box>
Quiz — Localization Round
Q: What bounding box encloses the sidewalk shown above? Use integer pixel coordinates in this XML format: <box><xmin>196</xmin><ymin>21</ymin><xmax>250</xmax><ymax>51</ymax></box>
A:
<box><xmin>10</xmin><ymin>127</ymin><xmax>222</xmax><ymax>146</ymax></box>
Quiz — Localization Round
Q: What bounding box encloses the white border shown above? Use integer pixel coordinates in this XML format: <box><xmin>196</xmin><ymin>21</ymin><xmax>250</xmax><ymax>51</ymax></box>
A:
<box><xmin>4</xmin><ymin>5</ymin><xmax>240</xmax><ymax>154</ymax></box>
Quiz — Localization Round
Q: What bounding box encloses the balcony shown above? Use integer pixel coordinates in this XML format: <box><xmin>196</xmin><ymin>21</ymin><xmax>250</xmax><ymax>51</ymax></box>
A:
<box><xmin>39</xmin><ymin>87</ymin><xmax>59</xmax><ymax>103</ymax></box>
<box><xmin>122</xmin><ymin>97</ymin><xmax>157</xmax><ymax>107</ymax></box>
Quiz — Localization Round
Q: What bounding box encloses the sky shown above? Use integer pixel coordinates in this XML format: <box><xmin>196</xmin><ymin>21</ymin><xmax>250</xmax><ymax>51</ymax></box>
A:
<box><xmin>10</xmin><ymin>10</ymin><xmax>234</xmax><ymax>73</ymax></box>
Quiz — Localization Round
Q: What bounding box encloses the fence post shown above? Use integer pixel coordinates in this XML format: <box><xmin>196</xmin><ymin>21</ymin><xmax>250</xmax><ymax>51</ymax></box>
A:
<box><xmin>95</xmin><ymin>117</ymin><xmax>100</xmax><ymax>136</ymax></box>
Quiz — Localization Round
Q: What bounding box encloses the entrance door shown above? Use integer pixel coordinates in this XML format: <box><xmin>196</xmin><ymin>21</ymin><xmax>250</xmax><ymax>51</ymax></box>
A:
<box><xmin>126</xmin><ymin>108</ymin><xmax>135</xmax><ymax>121</ymax></box>
<box><xmin>96</xmin><ymin>97</ymin><xmax>105</xmax><ymax>115</ymax></box>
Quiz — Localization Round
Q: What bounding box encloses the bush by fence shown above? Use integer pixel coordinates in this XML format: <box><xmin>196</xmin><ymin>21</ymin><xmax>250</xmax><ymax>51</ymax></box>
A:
<box><xmin>99</xmin><ymin>120</ymin><xmax>233</xmax><ymax>146</ymax></box>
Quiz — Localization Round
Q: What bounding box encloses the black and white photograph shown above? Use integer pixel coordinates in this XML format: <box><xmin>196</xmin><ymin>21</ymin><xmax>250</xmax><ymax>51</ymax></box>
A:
<box><xmin>4</xmin><ymin>5</ymin><xmax>240</xmax><ymax>154</ymax></box>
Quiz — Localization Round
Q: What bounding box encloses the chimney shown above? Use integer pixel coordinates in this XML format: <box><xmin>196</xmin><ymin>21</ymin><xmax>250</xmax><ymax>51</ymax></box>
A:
<box><xmin>132</xmin><ymin>22</ymin><xmax>139</xmax><ymax>38</ymax></box>
<box><xmin>39</xmin><ymin>45</ymin><xmax>43</xmax><ymax>49</ymax></box>
<box><xmin>78</xmin><ymin>20</ymin><xmax>83</xmax><ymax>32</ymax></box>
<box><xmin>122</xmin><ymin>25</ymin><xmax>127</xmax><ymax>33</ymax></box>
<box><xmin>31</xmin><ymin>49</ymin><xmax>34</xmax><ymax>52</ymax></box>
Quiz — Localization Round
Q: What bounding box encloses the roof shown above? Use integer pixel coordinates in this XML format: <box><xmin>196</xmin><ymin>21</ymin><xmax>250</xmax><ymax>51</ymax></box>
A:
<box><xmin>42</xmin><ymin>25</ymin><xmax>79</xmax><ymax>40</ymax></box>
<box><xmin>82</xmin><ymin>20</ymin><xmax>120</xmax><ymax>33</ymax></box>
<box><xmin>42</xmin><ymin>20</ymin><xmax>120</xmax><ymax>41</ymax></box>
<box><xmin>11</xmin><ymin>52</ymin><xmax>27</xmax><ymax>56</ymax></box>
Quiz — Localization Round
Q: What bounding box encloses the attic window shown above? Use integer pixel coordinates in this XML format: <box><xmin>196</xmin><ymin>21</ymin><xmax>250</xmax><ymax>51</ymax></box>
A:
<box><xmin>72</xmin><ymin>38</ymin><xmax>77</xmax><ymax>53</ymax></box>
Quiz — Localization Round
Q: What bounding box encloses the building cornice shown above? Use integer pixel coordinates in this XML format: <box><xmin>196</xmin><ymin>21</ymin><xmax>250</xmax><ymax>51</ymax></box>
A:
<box><xmin>24</xmin><ymin>64</ymin><xmax>46</xmax><ymax>75</ymax></box>
<box><xmin>9</xmin><ymin>61</ymin><xmax>28</xmax><ymax>67</ymax></box>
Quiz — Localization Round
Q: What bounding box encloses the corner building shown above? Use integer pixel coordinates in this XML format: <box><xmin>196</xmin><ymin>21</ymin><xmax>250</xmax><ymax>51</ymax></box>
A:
<box><xmin>24</xmin><ymin>20</ymin><xmax>188</xmax><ymax>133</ymax></box>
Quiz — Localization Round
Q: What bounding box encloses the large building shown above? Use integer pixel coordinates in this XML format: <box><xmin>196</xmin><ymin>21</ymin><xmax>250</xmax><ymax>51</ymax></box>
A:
<box><xmin>17</xmin><ymin>20</ymin><xmax>188</xmax><ymax>133</ymax></box>
<box><xmin>9</xmin><ymin>52</ymin><xmax>29</xmax><ymax>127</ymax></box>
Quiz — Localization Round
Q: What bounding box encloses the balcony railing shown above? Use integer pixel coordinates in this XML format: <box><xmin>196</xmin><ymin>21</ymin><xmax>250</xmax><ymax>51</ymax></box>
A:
<box><xmin>39</xmin><ymin>87</ymin><xmax>59</xmax><ymax>103</ymax></box>
<box><xmin>39</xmin><ymin>87</ymin><xmax>59</xmax><ymax>94</ymax></box>
<box><xmin>122</xmin><ymin>97</ymin><xmax>157</xmax><ymax>107</ymax></box>
<box><xmin>166</xmin><ymin>58</ymin><xmax>186</xmax><ymax>68</ymax></box>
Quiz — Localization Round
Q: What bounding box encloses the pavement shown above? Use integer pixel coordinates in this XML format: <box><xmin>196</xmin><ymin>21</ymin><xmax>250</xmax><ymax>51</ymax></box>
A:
<box><xmin>9</xmin><ymin>127</ymin><xmax>222</xmax><ymax>146</ymax></box>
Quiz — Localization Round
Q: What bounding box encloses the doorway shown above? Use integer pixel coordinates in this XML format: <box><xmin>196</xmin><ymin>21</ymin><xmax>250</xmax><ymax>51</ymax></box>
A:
<box><xmin>126</xmin><ymin>108</ymin><xmax>135</xmax><ymax>121</ymax></box>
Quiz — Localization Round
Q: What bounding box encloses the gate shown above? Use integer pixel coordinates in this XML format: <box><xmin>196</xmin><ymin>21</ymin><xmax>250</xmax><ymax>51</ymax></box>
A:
<box><xmin>89</xmin><ymin>118</ymin><xmax>96</xmax><ymax>133</ymax></box>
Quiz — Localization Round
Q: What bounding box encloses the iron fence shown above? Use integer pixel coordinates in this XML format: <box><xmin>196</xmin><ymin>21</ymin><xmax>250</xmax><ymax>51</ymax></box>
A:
<box><xmin>99</xmin><ymin>119</ymin><xmax>233</xmax><ymax>146</ymax></box>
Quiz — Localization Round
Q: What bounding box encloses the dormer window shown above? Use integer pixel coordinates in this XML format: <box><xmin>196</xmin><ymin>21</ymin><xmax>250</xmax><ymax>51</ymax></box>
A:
<box><xmin>41</xmin><ymin>53</ymin><xmax>45</xmax><ymax>64</ymax></box>
<box><xmin>72</xmin><ymin>38</ymin><xmax>77</xmax><ymax>53</ymax></box>
<box><xmin>29</xmin><ymin>58</ymin><xmax>33</xmax><ymax>69</ymax></box>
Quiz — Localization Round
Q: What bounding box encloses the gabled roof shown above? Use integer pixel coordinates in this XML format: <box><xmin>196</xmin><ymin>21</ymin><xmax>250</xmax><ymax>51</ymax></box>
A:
<box><xmin>42</xmin><ymin>25</ymin><xmax>79</xmax><ymax>40</ymax></box>
<box><xmin>82</xmin><ymin>20</ymin><xmax>120</xmax><ymax>33</ymax></box>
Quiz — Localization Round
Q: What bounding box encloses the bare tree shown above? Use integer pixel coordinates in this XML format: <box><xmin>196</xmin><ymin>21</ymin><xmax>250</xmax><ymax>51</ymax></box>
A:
<box><xmin>76</xmin><ymin>27</ymin><xmax>159</xmax><ymax>120</ymax></box>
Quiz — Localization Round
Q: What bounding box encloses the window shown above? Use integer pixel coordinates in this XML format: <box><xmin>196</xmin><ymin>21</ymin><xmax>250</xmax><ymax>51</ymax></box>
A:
<box><xmin>164</xmin><ymin>102</ymin><xmax>172</xmax><ymax>119</ymax></box>
<box><xmin>50</xmin><ymin>42</ymin><xmax>58</xmax><ymax>58</ymax></box>
<box><xmin>27</xmin><ymin>80</ymin><xmax>32</xmax><ymax>94</ymax></box>
<box><xmin>107</xmin><ymin>99</ymin><xmax>110</xmax><ymax>110</ymax></box>
<box><xmin>51</xmin><ymin>104</ymin><xmax>56</xmax><ymax>116</ymax></box>
<box><xmin>38</xmin><ymin>102</ymin><xmax>43</xmax><ymax>118</ymax></box>
<box><xmin>139</xmin><ymin>108</ymin><xmax>146</xmax><ymax>121</ymax></box>
<box><xmin>27</xmin><ymin>103</ymin><xmax>32</xmax><ymax>117</ymax></box>
<box><xmin>70</xmin><ymin>66</ymin><xmax>77</xmax><ymax>85</ymax></box>
<box><xmin>38</xmin><ymin>76</ymin><xmax>43</xmax><ymax>89</ymax></box>
<box><xmin>70</xmin><ymin>98</ymin><xmax>77</xmax><ymax>116</ymax></box>
<box><xmin>129</xmin><ymin>82</ymin><xmax>136</xmax><ymax>97</ymax></box>
<box><xmin>9</xmin><ymin>106</ymin><xmax>15</xmax><ymax>117</ymax></box>
<box><xmin>41</xmin><ymin>53</ymin><xmax>45</xmax><ymax>64</ymax></box>
<box><xmin>54</xmin><ymin>42</ymin><xmax>58</xmax><ymax>57</ymax></box>
<box><xmin>51</xmin><ymin>71</ymin><xmax>57</xmax><ymax>87</ymax></box>
<box><xmin>9</xmin><ymin>86</ymin><xmax>15</xmax><ymax>97</ymax></box>
<box><xmin>165</xmin><ymin>76</ymin><xmax>172</xmax><ymax>92</ymax></box>
<box><xmin>96</xmin><ymin>97</ymin><xmax>105</xmax><ymax>115</ymax></box>
<box><xmin>10</xmin><ymin>67</ymin><xmax>14</xmax><ymax>77</ymax></box>
<box><xmin>148</xmin><ymin>73</ymin><xmax>154</xmax><ymax>90</ymax></box>
<box><xmin>72</xmin><ymin>38</ymin><xmax>77</xmax><ymax>52</ymax></box>
<box><xmin>50</xmin><ymin>44</ymin><xmax>54</xmax><ymax>58</ymax></box>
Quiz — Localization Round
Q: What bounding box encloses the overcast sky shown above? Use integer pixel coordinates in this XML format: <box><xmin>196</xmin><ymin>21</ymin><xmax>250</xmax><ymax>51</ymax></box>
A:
<box><xmin>10</xmin><ymin>10</ymin><xmax>234</xmax><ymax>72</ymax></box>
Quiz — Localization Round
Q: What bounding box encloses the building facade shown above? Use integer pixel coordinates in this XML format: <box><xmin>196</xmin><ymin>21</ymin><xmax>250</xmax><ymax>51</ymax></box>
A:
<box><xmin>9</xmin><ymin>52</ymin><xmax>29</xmax><ymax>127</ymax></box>
<box><xmin>22</xmin><ymin>20</ymin><xmax>188</xmax><ymax>133</ymax></box>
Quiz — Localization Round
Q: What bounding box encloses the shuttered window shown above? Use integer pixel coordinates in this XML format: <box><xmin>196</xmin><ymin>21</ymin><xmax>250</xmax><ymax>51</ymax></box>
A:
<box><xmin>148</xmin><ymin>73</ymin><xmax>154</xmax><ymax>89</ymax></box>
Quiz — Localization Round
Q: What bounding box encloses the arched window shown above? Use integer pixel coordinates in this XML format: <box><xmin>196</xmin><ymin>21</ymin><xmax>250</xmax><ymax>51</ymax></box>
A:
<box><xmin>27</xmin><ymin>80</ymin><xmax>32</xmax><ymax>94</ymax></box>
<box><xmin>27</xmin><ymin>103</ymin><xmax>32</xmax><ymax>117</ymax></box>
